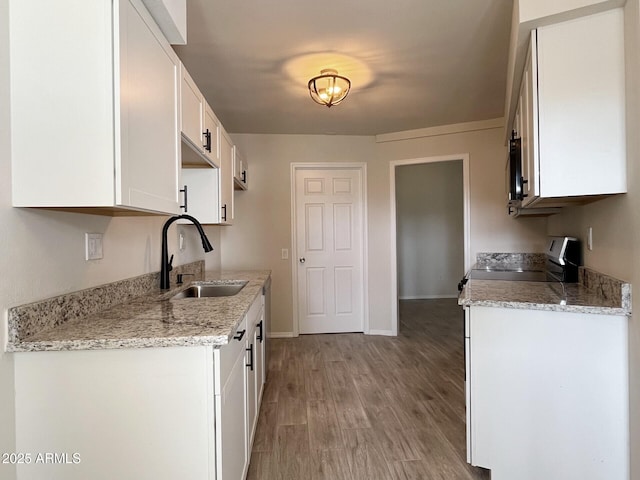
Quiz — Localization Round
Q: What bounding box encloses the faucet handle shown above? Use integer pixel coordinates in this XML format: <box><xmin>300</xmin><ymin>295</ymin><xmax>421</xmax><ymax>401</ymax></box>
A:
<box><xmin>168</xmin><ymin>254</ymin><xmax>174</xmax><ymax>272</ymax></box>
<box><xmin>176</xmin><ymin>273</ymin><xmax>195</xmax><ymax>285</ymax></box>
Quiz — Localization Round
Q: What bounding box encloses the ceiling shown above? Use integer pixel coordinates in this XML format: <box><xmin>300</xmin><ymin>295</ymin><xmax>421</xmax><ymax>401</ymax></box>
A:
<box><xmin>173</xmin><ymin>0</ymin><xmax>514</xmax><ymax>136</ymax></box>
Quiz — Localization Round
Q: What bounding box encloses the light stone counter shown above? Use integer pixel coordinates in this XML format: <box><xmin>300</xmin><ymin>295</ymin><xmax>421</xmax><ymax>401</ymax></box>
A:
<box><xmin>458</xmin><ymin>278</ymin><xmax>629</xmax><ymax>315</ymax></box>
<box><xmin>7</xmin><ymin>263</ymin><xmax>271</xmax><ymax>352</ymax></box>
<box><xmin>459</xmin><ymin>254</ymin><xmax>631</xmax><ymax>316</ymax></box>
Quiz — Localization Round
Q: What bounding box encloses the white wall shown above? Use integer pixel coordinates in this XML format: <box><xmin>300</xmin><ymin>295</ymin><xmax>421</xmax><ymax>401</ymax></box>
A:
<box><xmin>396</xmin><ymin>161</ymin><xmax>464</xmax><ymax>299</ymax></box>
<box><xmin>548</xmin><ymin>1</ymin><xmax>640</xmax><ymax>477</ymax></box>
<box><xmin>377</xmin><ymin>124</ymin><xmax>549</xmax><ymax>259</ymax></box>
<box><xmin>0</xmin><ymin>6</ymin><xmax>214</xmax><ymax>478</ymax></box>
<box><xmin>222</xmin><ymin>125</ymin><xmax>547</xmax><ymax>335</ymax></box>
<box><xmin>0</xmin><ymin>3</ymin><xmax>15</xmax><ymax>477</ymax></box>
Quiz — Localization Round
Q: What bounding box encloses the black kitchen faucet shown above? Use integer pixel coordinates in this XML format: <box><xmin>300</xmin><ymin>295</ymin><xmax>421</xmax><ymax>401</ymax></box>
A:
<box><xmin>160</xmin><ymin>215</ymin><xmax>213</xmax><ymax>289</ymax></box>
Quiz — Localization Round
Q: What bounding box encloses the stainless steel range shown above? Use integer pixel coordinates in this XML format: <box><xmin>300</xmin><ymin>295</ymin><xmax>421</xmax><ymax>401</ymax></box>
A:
<box><xmin>461</xmin><ymin>236</ymin><xmax>581</xmax><ymax>288</ymax></box>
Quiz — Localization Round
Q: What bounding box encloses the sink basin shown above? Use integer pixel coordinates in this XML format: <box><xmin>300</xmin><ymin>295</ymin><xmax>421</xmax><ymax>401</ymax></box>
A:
<box><xmin>171</xmin><ymin>281</ymin><xmax>248</xmax><ymax>299</ymax></box>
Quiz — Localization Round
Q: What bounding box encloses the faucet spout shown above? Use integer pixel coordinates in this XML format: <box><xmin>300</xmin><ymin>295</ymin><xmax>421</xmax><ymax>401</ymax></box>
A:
<box><xmin>160</xmin><ymin>215</ymin><xmax>214</xmax><ymax>290</ymax></box>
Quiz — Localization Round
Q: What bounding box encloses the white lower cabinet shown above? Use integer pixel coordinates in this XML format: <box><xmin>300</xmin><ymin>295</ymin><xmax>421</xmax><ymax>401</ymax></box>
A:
<box><xmin>244</xmin><ymin>294</ymin><xmax>265</xmax><ymax>452</ymax></box>
<box><xmin>14</xmin><ymin>346</ymin><xmax>216</xmax><ymax>480</ymax></box>
<box><xmin>214</xmin><ymin>293</ymin><xmax>264</xmax><ymax>480</ymax></box>
<box><xmin>465</xmin><ymin>306</ymin><xmax>628</xmax><ymax>480</ymax></box>
<box><xmin>245</xmin><ymin>335</ymin><xmax>257</xmax><ymax>456</ymax></box>
<box><xmin>254</xmin><ymin>303</ymin><xmax>266</xmax><ymax>405</ymax></box>
<box><xmin>216</xmin><ymin>317</ymin><xmax>249</xmax><ymax>480</ymax></box>
<box><xmin>14</xmin><ymin>294</ymin><xmax>267</xmax><ymax>480</ymax></box>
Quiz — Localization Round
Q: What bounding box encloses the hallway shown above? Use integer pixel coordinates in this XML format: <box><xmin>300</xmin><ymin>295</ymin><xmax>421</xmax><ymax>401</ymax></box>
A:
<box><xmin>247</xmin><ymin>299</ymin><xmax>490</xmax><ymax>479</ymax></box>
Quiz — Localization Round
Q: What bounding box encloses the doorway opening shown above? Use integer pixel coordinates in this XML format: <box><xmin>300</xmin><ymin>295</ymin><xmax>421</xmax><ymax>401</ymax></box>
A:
<box><xmin>390</xmin><ymin>154</ymin><xmax>471</xmax><ymax>335</ymax></box>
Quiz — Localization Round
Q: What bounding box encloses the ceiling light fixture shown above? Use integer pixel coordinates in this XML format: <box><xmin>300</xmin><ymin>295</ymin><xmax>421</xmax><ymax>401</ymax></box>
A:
<box><xmin>308</xmin><ymin>69</ymin><xmax>351</xmax><ymax>108</ymax></box>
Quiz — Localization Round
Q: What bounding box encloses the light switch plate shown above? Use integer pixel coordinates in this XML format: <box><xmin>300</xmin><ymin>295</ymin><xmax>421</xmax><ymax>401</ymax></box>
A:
<box><xmin>85</xmin><ymin>233</ymin><xmax>103</xmax><ymax>260</ymax></box>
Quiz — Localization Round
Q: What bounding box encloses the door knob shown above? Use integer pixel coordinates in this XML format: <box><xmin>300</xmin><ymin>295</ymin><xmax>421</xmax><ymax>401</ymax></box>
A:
<box><xmin>299</xmin><ymin>257</ymin><xmax>306</xmax><ymax>264</ymax></box>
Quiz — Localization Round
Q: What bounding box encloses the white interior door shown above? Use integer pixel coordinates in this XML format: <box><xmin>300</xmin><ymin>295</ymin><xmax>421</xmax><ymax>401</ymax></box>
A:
<box><xmin>294</xmin><ymin>167</ymin><xmax>364</xmax><ymax>334</ymax></box>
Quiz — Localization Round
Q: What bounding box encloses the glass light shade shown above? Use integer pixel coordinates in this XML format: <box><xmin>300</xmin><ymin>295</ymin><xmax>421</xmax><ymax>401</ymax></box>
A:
<box><xmin>308</xmin><ymin>69</ymin><xmax>351</xmax><ymax>107</ymax></box>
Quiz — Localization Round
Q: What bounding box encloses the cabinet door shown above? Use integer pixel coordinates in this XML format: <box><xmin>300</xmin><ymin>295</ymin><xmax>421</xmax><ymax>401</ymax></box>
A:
<box><xmin>233</xmin><ymin>145</ymin><xmax>248</xmax><ymax>190</ymax></box>
<box><xmin>520</xmin><ymin>31</ymin><xmax>540</xmax><ymax>207</ymax></box>
<box><xmin>180</xmin><ymin>168</ymin><xmax>220</xmax><ymax>224</ymax></box>
<box><xmin>536</xmin><ymin>9</ymin><xmax>625</xmax><ymax>198</ymax></box>
<box><xmin>246</xmin><ymin>333</ymin><xmax>257</xmax><ymax>449</ymax></box>
<box><xmin>203</xmin><ymin>103</ymin><xmax>221</xmax><ymax>168</ymax></box>
<box><xmin>255</xmin><ymin>310</ymin><xmax>265</xmax><ymax>400</ymax></box>
<box><xmin>507</xmin><ymin>93</ymin><xmax>523</xmax><ymax>207</ymax></box>
<box><xmin>116</xmin><ymin>0</ymin><xmax>180</xmax><ymax>214</ymax></box>
<box><xmin>246</xmin><ymin>295</ymin><xmax>263</xmax><ymax>448</ymax></box>
<box><xmin>180</xmin><ymin>65</ymin><xmax>204</xmax><ymax>154</ymax></box>
<box><xmin>216</xmin><ymin>347</ymin><xmax>248</xmax><ymax>480</ymax></box>
<box><xmin>469</xmin><ymin>306</ymin><xmax>628</xmax><ymax>479</ymax></box>
<box><xmin>9</xmin><ymin>0</ymin><xmax>117</xmax><ymax>208</ymax></box>
<box><xmin>15</xmin><ymin>347</ymin><xmax>215</xmax><ymax>480</ymax></box>
<box><xmin>220</xmin><ymin>128</ymin><xmax>235</xmax><ymax>225</ymax></box>
<box><xmin>464</xmin><ymin>308</ymin><xmax>472</xmax><ymax>465</ymax></box>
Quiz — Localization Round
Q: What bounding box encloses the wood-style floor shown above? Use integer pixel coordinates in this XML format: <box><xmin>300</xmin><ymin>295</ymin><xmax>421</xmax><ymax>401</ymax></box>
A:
<box><xmin>247</xmin><ymin>298</ymin><xmax>490</xmax><ymax>480</ymax></box>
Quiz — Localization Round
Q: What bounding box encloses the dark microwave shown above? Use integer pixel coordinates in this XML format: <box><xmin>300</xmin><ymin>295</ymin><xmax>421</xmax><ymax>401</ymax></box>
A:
<box><xmin>507</xmin><ymin>130</ymin><xmax>524</xmax><ymax>205</ymax></box>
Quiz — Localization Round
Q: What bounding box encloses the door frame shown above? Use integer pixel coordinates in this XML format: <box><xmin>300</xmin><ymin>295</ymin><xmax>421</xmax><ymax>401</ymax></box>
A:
<box><xmin>389</xmin><ymin>154</ymin><xmax>471</xmax><ymax>336</ymax></box>
<box><xmin>290</xmin><ymin>162</ymin><xmax>369</xmax><ymax>337</ymax></box>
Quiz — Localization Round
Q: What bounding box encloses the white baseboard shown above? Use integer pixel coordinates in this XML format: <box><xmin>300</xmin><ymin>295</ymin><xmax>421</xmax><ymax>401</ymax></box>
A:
<box><xmin>268</xmin><ymin>332</ymin><xmax>295</xmax><ymax>338</ymax></box>
<box><xmin>270</xmin><ymin>330</ymin><xmax>399</xmax><ymax>338</ymax></box>
<box><xmin>367</xmin><ymin>329</ymin><xmax>396</xmax><ymax>337</ymax></box>
<box><xmin>399</xmin><ymin>294</ymin><xmax>459</xmax><ymax>300</ymax></box>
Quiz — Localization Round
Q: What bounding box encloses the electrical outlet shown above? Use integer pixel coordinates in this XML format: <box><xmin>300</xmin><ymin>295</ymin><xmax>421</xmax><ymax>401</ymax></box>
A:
<box><xmin>85</xmin><ymin>233</ymin><xmax>103</xmax><ymax>260</ymax></box>
<box><xmin>587</xmin><ymin>227</ymin><xmax>593</xmax><ymax>251</ymax></box>
<box><xmin>281</xmin><ymin>248</ymin><xmax>289</xmax><ymax>260</ymax></box>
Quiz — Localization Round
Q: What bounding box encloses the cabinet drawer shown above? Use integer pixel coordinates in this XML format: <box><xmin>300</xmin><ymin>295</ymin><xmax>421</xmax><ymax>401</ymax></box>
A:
<box><xmin>214</xmin><ymin>316</ymin><xmax>247</xmax><ymax>395</ymax></box>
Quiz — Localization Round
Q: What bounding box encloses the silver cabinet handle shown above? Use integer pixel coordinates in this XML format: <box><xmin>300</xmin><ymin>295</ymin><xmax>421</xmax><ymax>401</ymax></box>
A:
<box><xmin>299</xmin><ymin>258</ymin><xmax>305</xmax><ymax>264</ymax></box>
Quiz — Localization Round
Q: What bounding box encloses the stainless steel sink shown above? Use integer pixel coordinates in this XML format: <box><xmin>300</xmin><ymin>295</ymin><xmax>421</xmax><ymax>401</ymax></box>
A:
<box><xmin>171</xmin><ymin>281</ymin><xmax>248</xmax><ymax>299</ymax></box>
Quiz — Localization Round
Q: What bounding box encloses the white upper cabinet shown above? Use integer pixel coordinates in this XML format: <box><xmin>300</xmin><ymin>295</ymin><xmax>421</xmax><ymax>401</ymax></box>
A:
<box><xmin>141</xmin><ymin>0</ymin><xmax>187</xmax><ymax>45</ymax></box>
<box><xmin>233</xmin><ymin>145</ymin><xmax>248</xmax><ymax>190</ymax></box>
<box><xmin>220</xmin><ymin>128</ymin><xmax>235</xmax><ymax>225</ymax></box>
<box><xmin>179</xmin><ymin>167</ymin><xmax>221</xmax><ymax>224</ymax></box>
<box><xmin>203</xmin><ymin>103</ymin><xmax>221</xmax><ymax>168</ymax></box>
<box><xmin>518</xmin><ymin>37</ymin><xmax>540</xmax><ymax>206</ymax></box>
<box><xmin>10</xmin><ymin>0</ymin><xmax>181</xmax><ymax>215</ymax></box>
<box><xmin>180</xmin><ymin>66</ymin><xmax>220</xmax><ymax>169</ymax></box>
<box><xmin>180</xmin><ymin>66</ymin><xmax>205</xmax><ymax>155</ymax></box>
<box><xmin>517</xmin><ymin>9</ymin><xmax>626</xmax><ymax>208</ymax></box>
<box><xmin>179</xmin><ymin>125</ymin><xmax>233</xmax><ymax>226</ymax></box>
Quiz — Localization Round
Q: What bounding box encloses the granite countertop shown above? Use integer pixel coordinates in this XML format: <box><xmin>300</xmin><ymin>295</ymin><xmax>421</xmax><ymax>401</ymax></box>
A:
<box><xmin>458</xmin><ymin>278</ymin><xmax>629</xmax><ymax>315</ymax></box>
<box><xmin>7</xmin><ymin>268</ymin><xmax>271</xmax><ymax>353</ymax></box>
<box><xmin>459</xmin><ymin>255</ymin><xmax>631</xmax><ymax>316</ymax></box>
